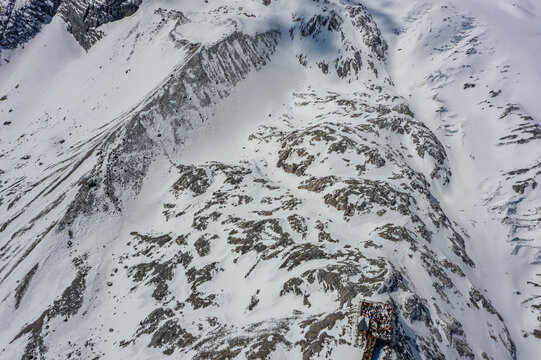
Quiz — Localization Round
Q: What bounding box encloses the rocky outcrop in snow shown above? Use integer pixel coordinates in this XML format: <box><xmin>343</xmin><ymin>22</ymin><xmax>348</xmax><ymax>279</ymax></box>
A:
<box><xmin>0</xmin><ymin>0</ymin><xmax>141</xmax><ymax>51</ymax></box>
<box><xmin>0</xmin><ymin>0</ymin><xmax>539</xmax><ymax>359</ymax></box>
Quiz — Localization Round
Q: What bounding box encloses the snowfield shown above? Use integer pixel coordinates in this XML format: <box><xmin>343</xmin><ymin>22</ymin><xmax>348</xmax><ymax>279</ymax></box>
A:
<box><xmin>0</xmin><ymin>0</ymin><xmax>540</xmax><ymax>359</ymax></box>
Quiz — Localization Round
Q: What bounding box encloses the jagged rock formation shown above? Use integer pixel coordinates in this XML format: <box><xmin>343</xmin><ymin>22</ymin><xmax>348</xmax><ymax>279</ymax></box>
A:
<box><xmin>0</xmin><ymin>0</ymin><xmax>141</xmax><ymax>51</ymax></box>
<box><xmin>0</xmin><ymin>0</ymin><xmax>539</xmax><ymax>359</ymax></box>
<box><xmin>58</xmin><ymin>29</ymin><xmax>280</xmax><ymax>230</ymax></box>
<box><xmin>0</xmin><ymin>0</ymin><xmax>61</xmax><ymax>50</ymax></box>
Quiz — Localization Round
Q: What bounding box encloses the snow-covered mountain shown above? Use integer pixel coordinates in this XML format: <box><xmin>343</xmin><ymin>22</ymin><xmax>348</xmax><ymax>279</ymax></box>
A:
<box><xmin>0</xmin><ymin>0</ymin><xmax>540</xmax><ymax>359</ymax></box>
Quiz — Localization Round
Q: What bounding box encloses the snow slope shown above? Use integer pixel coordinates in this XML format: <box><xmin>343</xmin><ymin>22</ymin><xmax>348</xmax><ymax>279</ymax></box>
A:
<box><xmin>362</xmin><ymin>0</ymin><xmax>541</xmax><ymax>357</ymax></box>
<box><xmin>0</xmin><ymin>0</ymin><xmax>540</xmax><ymax>359</ymax></box>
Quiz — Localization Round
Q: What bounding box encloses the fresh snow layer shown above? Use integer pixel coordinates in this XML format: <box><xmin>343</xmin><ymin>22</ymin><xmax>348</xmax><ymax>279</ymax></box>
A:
<box><xmin>363</xmin><ymin>0</ymin><xmax>541</xmax><ymax>358</ymax></box>
<box><xmin>1</xmin><ymin>0</ymin><xmax>540</xmax><ymax>359</ymax></box>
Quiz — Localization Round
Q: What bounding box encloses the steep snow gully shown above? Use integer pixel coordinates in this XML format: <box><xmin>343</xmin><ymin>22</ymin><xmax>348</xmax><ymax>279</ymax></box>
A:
<box><xmin>0</xmin><ymin>0</ymin><xmax>540</xmax><ymax>359</ymax></box>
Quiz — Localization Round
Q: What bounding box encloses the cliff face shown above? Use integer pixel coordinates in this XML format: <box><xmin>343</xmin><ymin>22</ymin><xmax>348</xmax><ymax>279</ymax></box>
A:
<box><xmin>0</xmin><ymin>0</ymin><xmax>141</xmax><ymax>50</ymax></box>
<box><xmin>0</xmin><ymin>0</ymin><xmax>540</xmax><ymax>359</ymax></box>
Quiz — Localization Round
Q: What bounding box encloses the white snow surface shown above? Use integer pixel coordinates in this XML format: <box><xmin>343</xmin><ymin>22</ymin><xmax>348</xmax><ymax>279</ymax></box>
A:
<box><xmin>0</xmin><ymin>0</ymin><xmax>540</xmax><ymax>359</ymax></box>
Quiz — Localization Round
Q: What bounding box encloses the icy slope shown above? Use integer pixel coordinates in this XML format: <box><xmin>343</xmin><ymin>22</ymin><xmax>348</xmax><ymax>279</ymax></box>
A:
<box><xmin>0</xmin><ymin>0</ymin><xmax>539</xmax><ymax>359</ymax></box>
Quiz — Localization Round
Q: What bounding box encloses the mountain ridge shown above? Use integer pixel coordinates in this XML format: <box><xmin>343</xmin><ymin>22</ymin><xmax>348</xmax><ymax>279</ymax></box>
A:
<box><xmin>0</xmin><ymin>0</ymin><xmax>540</xmax><ymax>359</ymax></box>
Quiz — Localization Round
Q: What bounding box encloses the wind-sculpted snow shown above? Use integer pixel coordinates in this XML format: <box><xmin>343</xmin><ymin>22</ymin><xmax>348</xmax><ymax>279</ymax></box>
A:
<box><xmin>489</xmin><ymin>104</ymin><xmax>541</xmax><ymax>257</ymax></box>
<box><xmin>0</xmin><ymin>0</ymin><xmax>539</xmax><ymax>359</ymax></box>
